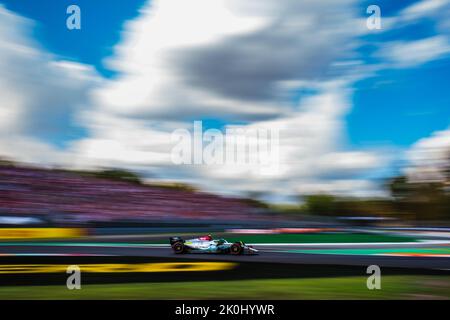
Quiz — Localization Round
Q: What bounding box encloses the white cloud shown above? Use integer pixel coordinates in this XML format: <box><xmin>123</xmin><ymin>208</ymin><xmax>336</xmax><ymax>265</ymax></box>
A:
<box><xmin>90</xmin><ymin>0</ymin><xmax>363</xmax><ymax>121</ymax></box>
<box><xmin>377</xmin><ymin>35</ymin><xmax>450</xmax><ymax>68</ymax></box>
<box><xmin>400</xmin><ymin>0</ymin><xmax>449</xmax><ymax>22</ymax></box>
<box><xmin>293</xmin><ymin>179</ymin><xmax>387</xmax><ymax>198</ymax></box>
<box><xmin>406</xmin><ymin>127</ymin><xmax>450</xmax><ymax>182</ymax></box>
<box><xmin>0</xmin><ymin>5</ymin><xmax>100</xmax><ymax>165</ymax></box>
<box><xmin>376</xmin><ymin>0</ymin><xmax>450</xmax><ymax>32</ymax></box>
<box><xmin>372</xmin><ymin>0</ymin><xmax>450</xmax><ymax>69</ymax></box>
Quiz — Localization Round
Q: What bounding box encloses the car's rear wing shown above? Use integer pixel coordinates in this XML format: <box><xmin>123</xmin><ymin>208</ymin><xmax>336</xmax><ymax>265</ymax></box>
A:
<box><xmin>169</xmin><ymin>236</ymin><xmax>184</xmax><ymax>245</ymax></box>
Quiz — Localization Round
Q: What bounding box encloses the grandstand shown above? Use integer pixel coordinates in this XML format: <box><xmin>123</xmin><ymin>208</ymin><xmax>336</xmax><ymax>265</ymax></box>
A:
<box><xmin>0</xmin><ymin>164</ymin><xmax>270</xmax><ymax>227</ymax></box>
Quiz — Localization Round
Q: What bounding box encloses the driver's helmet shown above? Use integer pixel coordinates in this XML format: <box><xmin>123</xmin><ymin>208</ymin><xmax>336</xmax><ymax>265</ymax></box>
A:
<box><xmin>216</xmin><ymin>238</ymin><xmax>225</xmax><ymax>245</ymax></box>
<box><xmin>199</xmin><ymin>234</ymin><xmax>213</xmax><ymax>241</ymax></box>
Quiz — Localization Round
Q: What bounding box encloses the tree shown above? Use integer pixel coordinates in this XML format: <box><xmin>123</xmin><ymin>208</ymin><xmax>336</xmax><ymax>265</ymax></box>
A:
<box><xmin>304</xmin><ymin>194</ymin><xmax>336</xmax><ymax>216</ymax></box>
<box><xmin>93</xmin><ymin>169</ymin><xmax>142</xmax><ymax>184</ymax></box>
<box><xmin>388</xmin><ymin>175</ymin><xmax>450</xmax><ymax>221</ymax></box>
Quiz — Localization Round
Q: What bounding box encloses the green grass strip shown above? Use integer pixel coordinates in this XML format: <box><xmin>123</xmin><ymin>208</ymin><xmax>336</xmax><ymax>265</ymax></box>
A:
<box><xmin>225</xmin><ymin>233</ymin><xmax>417</xmax><ymax>244</ymax></box>
<box><xmin>1</xmin><ymin>276</ymin><xmax>449</xmax><ymax>299</ymax></box>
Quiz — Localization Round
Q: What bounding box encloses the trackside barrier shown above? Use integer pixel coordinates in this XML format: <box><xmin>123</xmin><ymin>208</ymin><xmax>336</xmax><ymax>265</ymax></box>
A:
<box><xmin>0</xmin><ymin>262</ymin><xmax>237</xmax><ymax>274</ymax></box>
<box><xmin>0</xmin><ymin>228</ymin><xmax>87</xmax><ymax>240</ymax></box>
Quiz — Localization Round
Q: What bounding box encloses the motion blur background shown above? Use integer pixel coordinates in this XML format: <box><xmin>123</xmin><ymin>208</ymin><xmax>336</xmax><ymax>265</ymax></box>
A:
<box><xmin>0</xmin><ymin>0</ymin><xmax>449</xmax><ymax>299</ymax></box>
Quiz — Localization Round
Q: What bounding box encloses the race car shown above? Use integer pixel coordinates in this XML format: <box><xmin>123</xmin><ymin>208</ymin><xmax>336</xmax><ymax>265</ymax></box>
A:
<box><xmin>169</xmin><ymin>235</ymin><xmax>258</xmax><ymax>255</ymax></box>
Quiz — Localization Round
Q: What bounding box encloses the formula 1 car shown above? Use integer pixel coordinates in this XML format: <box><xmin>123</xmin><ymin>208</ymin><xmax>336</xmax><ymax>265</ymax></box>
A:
<box><xmin>169</xmin><ymin>235</ymin><xmax>258</xmax><ymax>255</ymax></box>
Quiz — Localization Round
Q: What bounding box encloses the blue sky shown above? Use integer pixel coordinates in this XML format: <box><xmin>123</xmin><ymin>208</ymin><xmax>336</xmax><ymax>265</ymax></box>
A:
<box><xmin>350</xmin><ymin>0</ymin><xmax>450</xmax><ymax>147</ymax></box>
<box><xmin>0</xmin><ymin>0</ymin><xmax>147</xmax><ymax>77</ymax></box>
<box><xmin>0</xmin><ymin>0</ymin><xmax>449</xmax><ymax>201</ymax></box>
<box><xmin>350</xmin><ymin>61</ymin><xmax>450</xmax><ymax>147</ymax></box>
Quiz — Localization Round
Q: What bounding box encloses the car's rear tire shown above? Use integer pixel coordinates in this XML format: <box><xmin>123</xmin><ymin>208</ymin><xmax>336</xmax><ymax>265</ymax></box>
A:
<box><xmin>172</xmin><ymin>242</ymin><xmax>185</xmax><ymax>254</ymax></box>
<box><xmin>230</xmin><ymin>242</ymin><xmax>243</xmax><ymax>255</ymax></box>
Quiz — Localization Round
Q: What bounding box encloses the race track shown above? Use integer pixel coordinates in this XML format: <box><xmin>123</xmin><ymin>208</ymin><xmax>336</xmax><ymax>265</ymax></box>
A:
<box><xmin>1</xmin><ymin>240</ymin><xmax>450</xmax><ymax>269</ymax></box>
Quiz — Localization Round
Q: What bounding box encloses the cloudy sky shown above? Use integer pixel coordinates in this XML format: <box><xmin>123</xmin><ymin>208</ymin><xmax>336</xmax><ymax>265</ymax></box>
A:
<box><xmin>0</xmin><ymin>0</ymin><xmax>449</xmax><ymax>202</ymax></box>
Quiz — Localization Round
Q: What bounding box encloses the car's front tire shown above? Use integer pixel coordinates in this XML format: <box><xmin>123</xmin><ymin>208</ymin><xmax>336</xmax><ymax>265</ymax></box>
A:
<box><xmin>230</xmin><ymin>242</ymin><xmax>243</xmax><ymax>255</ymax></box>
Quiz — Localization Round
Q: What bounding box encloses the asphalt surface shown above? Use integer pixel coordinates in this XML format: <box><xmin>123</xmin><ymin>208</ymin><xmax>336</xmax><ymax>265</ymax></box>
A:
<box><xmin>1</xmin><ymin>242</ymin><xmax>450</xmax><ymax>269</ymax></box>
